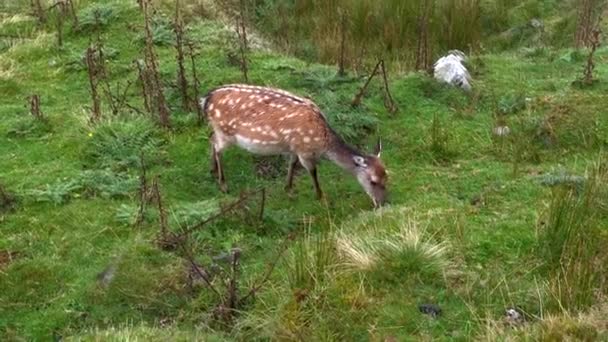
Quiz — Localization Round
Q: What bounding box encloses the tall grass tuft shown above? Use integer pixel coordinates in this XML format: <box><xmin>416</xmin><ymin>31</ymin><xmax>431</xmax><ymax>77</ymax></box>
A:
<box><xmin>538</xmin><ymin>160</ymin><xmax>608</xmax><ymax>312</ymax></box>
<box><xmin>336</xmin><ymin>208</ymin><xmax>449</xmax><ymax>284</ymax></box>
<box><xmin>286</xmin><ymin>223</ymin><xmax>335</xmax><ymax>293</ymax></box>
<box><xmin>253</xmin><ymin>0</ymin><xmax>484</xmax><ymax>72</ymax></box>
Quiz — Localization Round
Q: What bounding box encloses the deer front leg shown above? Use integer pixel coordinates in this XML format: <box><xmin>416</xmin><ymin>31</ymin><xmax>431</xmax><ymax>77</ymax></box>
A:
<box><xmin>298</xmin><ymin>155</ymin><xmax>323</xmax><ymax>200</ymax></box>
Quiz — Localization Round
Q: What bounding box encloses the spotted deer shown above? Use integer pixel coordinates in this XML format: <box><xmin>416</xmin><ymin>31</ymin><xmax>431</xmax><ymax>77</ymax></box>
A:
<box><xmin>201</xmin><ymin>84</ymin><xmax>388</xmax><ymax>207</ymax></box>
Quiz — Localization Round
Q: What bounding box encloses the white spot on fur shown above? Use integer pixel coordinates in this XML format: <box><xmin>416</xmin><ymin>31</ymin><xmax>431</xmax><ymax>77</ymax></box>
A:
<box><xmin>214</xmin><ymin>109</ymin><xmax>221</xmax><ymax>118</ymax></box>
<box><xmin>303</xmin><ymin>136</ymin><xmax>311</xmax><ymax>143</ymax></box>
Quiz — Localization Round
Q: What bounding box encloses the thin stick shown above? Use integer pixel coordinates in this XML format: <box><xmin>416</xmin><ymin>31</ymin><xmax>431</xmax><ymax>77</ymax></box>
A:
<box><xmin>351</xmin><ymin>59</ymin><xmax>382</xmax><ymax>107</ymax></box>
<box><xmin>380</xmin><ymin>60</ymin><xmax>398</xmax><ymax>115</ymax></box>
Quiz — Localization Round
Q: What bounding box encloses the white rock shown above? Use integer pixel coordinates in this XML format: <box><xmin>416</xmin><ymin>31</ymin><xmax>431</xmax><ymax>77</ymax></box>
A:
<box><xmin>433</xmin><ymin>50</ymin><xmax>472</xmax><ymax>91</ymax></box>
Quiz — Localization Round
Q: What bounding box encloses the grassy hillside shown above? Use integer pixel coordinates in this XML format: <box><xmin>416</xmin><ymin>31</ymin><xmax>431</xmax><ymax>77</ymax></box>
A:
<box><xmin>1</xmin><ymin>0</ymin><xmax>607</xmax><ymax>340</ymax></box>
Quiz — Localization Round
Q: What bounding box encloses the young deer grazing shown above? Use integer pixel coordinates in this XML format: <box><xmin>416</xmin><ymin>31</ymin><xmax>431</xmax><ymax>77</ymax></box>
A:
<box><xmin>201</xmin><ymin>84</ymin><xmax>388</xmax><ymax>207</ymax></box>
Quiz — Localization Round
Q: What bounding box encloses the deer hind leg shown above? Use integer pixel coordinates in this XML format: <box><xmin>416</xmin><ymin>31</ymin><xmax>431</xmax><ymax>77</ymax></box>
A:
<box><xmin>210</xmin><ymin>132</ymin><xmax>231</xmax><ymax>193</ymax></box>
<box><xmin>285</xmin><ymin>154</ymin><xmax>299</xmax><ymax>192</ymax></box>
<box><xmin>298</xmin><ymin>155</ymin><xmax>323</xmax><ymax>200</ymax></box>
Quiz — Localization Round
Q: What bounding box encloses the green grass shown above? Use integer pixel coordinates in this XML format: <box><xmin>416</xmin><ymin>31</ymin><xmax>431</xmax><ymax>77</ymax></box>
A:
<box><xmin>1</xmin><ymin>1</ymin><xmax>608</xmax><ymax>340</ymax></box>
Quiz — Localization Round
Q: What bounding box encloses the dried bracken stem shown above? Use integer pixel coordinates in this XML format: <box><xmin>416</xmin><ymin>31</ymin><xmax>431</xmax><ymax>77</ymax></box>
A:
<box><xmin>85</xmin><ymin>46</ymin><xmax>102</xmax><ymax>123</ymax></box>
<box><xmin>142</xmin><ymin>0</ymin><xmax>171</xmax><ymax>128</ymax></box>
<box><xmin>174</xmin><ymin>0</ymin><xmax>190</xmax><ymax>111</ymax></box>
<box><xmin>187</xmin><ymin>42</ymin><xmax>203</xmax><ymax>123</ymax></box>
<box><xmin>583</xmin><ymin>28</ymin><xmax>601</xmax><ymax>85</ymax></box>
<box><xmin>151</xmin><ymin>176</ymin><xmax>169</xmax><ymax>238</ymax></box>
<box><xmin>134</xmin><ymin>60</ymin><xmax>152</xmax><ymax>113</ymax></box>
<box><xmin>28</xmin><ymin>94</ymin><xmax>44</xmax><ymax>120</ymax></box>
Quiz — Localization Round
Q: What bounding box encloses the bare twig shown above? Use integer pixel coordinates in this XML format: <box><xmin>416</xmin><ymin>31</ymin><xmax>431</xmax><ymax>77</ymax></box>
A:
<box><xmin>380</xmin><ymin>60</ymin><xmax>398</xmax><ymax>115</ymax></box>
<box><xmin>351</xmin><ymin>59</ymin><xmax>382</xmax><ymax>107</ymax></box>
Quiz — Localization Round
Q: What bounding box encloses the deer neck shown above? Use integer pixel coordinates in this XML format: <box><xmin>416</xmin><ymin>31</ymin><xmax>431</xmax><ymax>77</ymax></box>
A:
<box><xmin>325</xmin><ymin>132</ymin><xmax>362</xmax><ymax>174</ymax></box>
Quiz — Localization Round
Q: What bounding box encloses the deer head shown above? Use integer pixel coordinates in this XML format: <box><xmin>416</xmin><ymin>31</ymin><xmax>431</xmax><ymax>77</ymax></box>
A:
<box><xmin>351</xmin><ymin>139</ymin><xmax>387</xmax><ymax>208</ymax></box>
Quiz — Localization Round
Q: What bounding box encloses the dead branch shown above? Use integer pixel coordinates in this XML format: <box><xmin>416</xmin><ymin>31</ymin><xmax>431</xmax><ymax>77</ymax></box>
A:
<box><xmin>380</xmin><ymin>60</ymin><xmax>398</xmax><ymax>115</ymax></box>
<box><xmin>351</xmin><ymin>59</ymin><xmax>382</xmax><ymax>107</ymax></box>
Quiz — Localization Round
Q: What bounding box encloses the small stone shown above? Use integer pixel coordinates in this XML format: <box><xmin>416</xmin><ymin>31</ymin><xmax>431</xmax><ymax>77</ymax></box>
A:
<box><xmin>418</xmin><ymin>303</ymin><xmax>442</xmax><ymax>318</ymax></box>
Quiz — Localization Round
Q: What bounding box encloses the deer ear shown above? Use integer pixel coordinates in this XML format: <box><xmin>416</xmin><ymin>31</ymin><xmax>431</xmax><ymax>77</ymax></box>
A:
<box><xmin>373</xmin><ymin>138</ymin><xmax>382</xmax><ymax>157</ymax></box>
<box><xmin>353</xmin><ymin>156</ymin><xmax>367</xmax><ymax>168</ymax></box>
